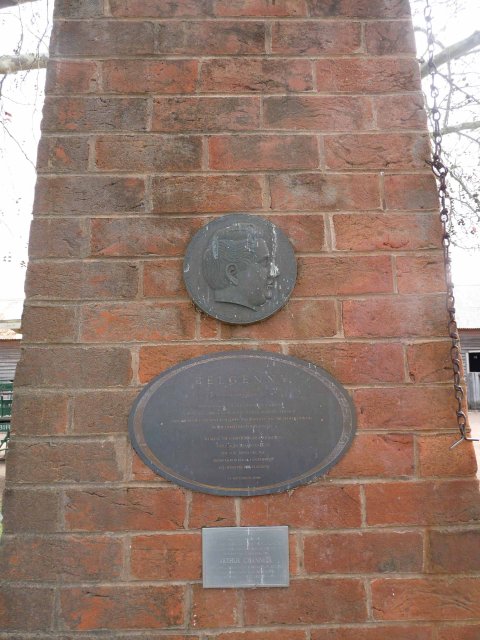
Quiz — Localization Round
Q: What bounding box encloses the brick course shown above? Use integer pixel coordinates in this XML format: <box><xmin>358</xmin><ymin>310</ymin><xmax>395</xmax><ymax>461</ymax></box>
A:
<box><xmin>2</xmin><ymin>1</ymin><xmax>478</xmax><ymax>637</ymax></box>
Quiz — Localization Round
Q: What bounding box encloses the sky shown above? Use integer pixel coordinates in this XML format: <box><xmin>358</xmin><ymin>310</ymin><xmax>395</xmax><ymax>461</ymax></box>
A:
<box><xmin>0</xmin><ymin>0</ymin><xmax>478</xmax><ymax>322</ymax></box>
<box><xmin>0</xmin><ymin>0</ymin><xmax>52</xmax><ymax>319</ymax></box>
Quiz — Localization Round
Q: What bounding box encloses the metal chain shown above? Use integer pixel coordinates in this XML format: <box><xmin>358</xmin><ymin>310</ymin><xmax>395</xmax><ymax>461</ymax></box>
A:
<box><xmin>423</xmin><ymin>0</ymin><xmax>477</xmax><ymax>448</ymax></box>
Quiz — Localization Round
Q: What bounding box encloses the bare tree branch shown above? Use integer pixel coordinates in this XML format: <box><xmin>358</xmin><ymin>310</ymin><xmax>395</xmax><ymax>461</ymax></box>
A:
<box><xmin>442</xmin><ymin>121</ymin><xmax>480</xmax><ymax>135</ymax></box>
<box><xmin>0</xmin><ymin>53</ymin><xmax>48</xmax><ymax>74</ymax></box>
<box><xmin>421</xmin><ymin>30</ymin><xmax>480</xmax><ymax>78</ymax></box>
<box><xmin>0</xmin><ymin>0</ymin><xmax>40</xmax><ymax>8</ymax></box>
<box><xmin>0</xmin><ymin>120</ymin><xmax>36</xmax><ymax>167</ymax></box>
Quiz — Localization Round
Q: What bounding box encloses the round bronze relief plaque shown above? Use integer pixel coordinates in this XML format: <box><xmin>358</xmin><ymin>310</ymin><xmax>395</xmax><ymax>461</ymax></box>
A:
<box><xmin>183</xmin><ymin>214</ymin><xmax>297</xmax><ymax>324</ymax></box>
<box><xmin>129</xmin><ymin>351</ymin><xmax>356</xmax><ymax>496</ymax></box>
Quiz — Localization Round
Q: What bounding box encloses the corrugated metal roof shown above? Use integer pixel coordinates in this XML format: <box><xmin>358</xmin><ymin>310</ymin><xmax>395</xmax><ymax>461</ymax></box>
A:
<box><xmin>0</xmin><ymin>344</ymin><xmax>21</xmax><ymax>380</ymax></box>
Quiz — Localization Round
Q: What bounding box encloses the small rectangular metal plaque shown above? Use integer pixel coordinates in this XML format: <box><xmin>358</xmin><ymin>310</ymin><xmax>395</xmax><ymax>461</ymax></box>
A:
<box><xmin>202</xmin><ymin>526</ymin><xmax>289</xmax><ymax>588</ymax></box>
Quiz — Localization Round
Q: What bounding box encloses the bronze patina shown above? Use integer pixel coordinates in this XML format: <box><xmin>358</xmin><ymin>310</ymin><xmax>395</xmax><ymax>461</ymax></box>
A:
<box><xmin>129</xmin><ymin>351</ymin><xmax>357</xmax><ymax>496</ymax></box>
<box><xmin>183</xmin><ymin>214</ymin><xmax>297</xmax><ymax>324</ymax></box>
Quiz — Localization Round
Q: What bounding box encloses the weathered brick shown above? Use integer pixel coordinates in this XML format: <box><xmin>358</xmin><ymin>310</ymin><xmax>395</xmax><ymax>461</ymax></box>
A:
<box><xmin>139</xmin><ymin>344</ymin><xmax>247</xmax><ymax>383</ymax></box>
<box><xmin>190</xmin><ymin>585</ymin><xmax>238</xmax><ymax>628</ymax></box>
<box><xmin>287</xmin><ymin>342</ymin><xmax>404</xmax><ymax>384</ymax></box>
<box><xmin>199</xmin><ymin>313</ymin><xmax>221</xmax><ymax>339</ymax></box>
<box><xmin>143</xmin><ymin>259</ymin><xmax>185</xmax><ymax>298</ymax></box>
<box><xmin>6</xmin><ymin>3</ymin><xmax>469</xmax><ymax>637</ymax></box>
<box><xmin>333</xmin><ymin>213</ymin><xmax>441</xmax><ymax>251</ymax></box>
<box><xmin>327</xmin><ymin>434</ymin><xmax>414</xmax><ymax>478</ymax></box>
<box><xmin>26</xmin><ymin>261</ymin><xmax>139</xmax><ymax>300</ymax></box>
<box><xmin>429</xmin><ymin>530</ymin><xmax>480</xmax><ymax>573</ymax></box>
<box><xmin>11</xmin><ymin>391</ymin><xmax>69</xmax><ymax>436</ymax></box>
<box><xmin>272</xmin><ymin>21</ymin><xmax>361</xmax><ymax>54</ymax></box>
<box><xmin>214</xmin><ymin>632</ymin><xmax>307</xmax><ymax>640</ymax></box>
<box><xmin>132</xmin><ymin>452</ymin><xmax>170</xmax><ymax>482</ymax></box>
<box><xmin>324</xmin><ymin>133</ymin><xmax>430</xmax><ymax>170</ymax></box>
<box><xmin>304</xmin><ymin>530</ymin><xmax>423</xmax><ymax>574</ymax></box>
<box><xmin>21</xmin><ymin>304</ymin><xmax>76</xmax><ymax>343</ymax></box>
<box><xmin>157</xmin><ymin>21</ymin><xmax>265</xmax><ymax>55</ymax></box>
<box><xmin>189</xmin><ymin>493</ymin><xmax>237</xmax><ymax>529</ymax></box>
<box><xmin>353</xmin><ymin>387</ymin><xmax>456</xmax><ymax>430</ymax></box>
<box><xmin>3</xmin><ymin>488</ymin><xmax>61</xmax><ymax>533</ymax></box>
<box><xmin>152</xmin><ymin>175</ymin><xmax>262</xmax><ymax>213</ymax></box>
<box><xmin>0</xmin><ymin>535</ymin><xmax>123</xmax><ymax>581</ymax></box>
<box><xmin>315</xmin><ymin>58</ymin><xmax>419</xmax><ymax>93</ymax></box>
<box><xmin>131</xmin><ymin>534</ymin><xmax>201</xmax><ymax>580</ymax></box>
<box><xmin>0</xmin><ymin>586</ymin><xmax>54</xmax><ymax>631</ymax></box>
<box><xmin>42</xmin><ymin>97</ymin><xmax>148</xmax><ymax>132</ymax></box>
<box><xmin>52</xmin><ymin>21</ymin><xmax>154</xmax><ymax>56</ymax></box>
<box><xmin>437</xmin><ymin>627</ymin><xmax>480</xmax><ymax>640</ymax></box>
<box><xmin>366</xmin><ymin>20</ymin><xmax>409</xmax><ymax>56</ymax></box>
<box><xmin>417</xmin><ymin>435</ymin><xmax>477</xmax><ymax>477</ymax></box>
<box><xmin>28</xmin><ymin>218</ymin><xmax>88</xmax><ymax>259</ymax></box>
<box><xmin>343</xmin><ymin>295</ymin><xmax>448</xmax><ymax>338</ymax></box>
<box><xmin>200</xmin><ymin>58</ymin><xmax>313</xmax><ymax>93</ymax></box>
<box><xmin>34</xmin><ymin>176</ymin><xmax>145</xmax><ymax>214</ymax></box>
<box><xmin>307</xmin><ymin>0</ymin><xmax>411</xmax><ymax>18</ymax></box>
<box><xmin>90</xmin><ymin>217</ymin><xmax>204</xmax><ymax>257</ymax></box>
<box><xmin>365</xmin><ymin>480</ymin><xmax>480</xmax><ymax>526</ymax></box>
<box><xmin>15</xmin><ymin>347</ymin><xmax>132</xmax><ymax>388</ymax></box>
<box><xmin>263</xmin><ymin>96</ymin><xmax>374</xmax><ymax>131</ymax></box>
<box><xmin>152</xmin><ymin>96</ymin><xmax>261</xmax><ymax>132</ymax></box>
<box><xmin>406</xmin><ymin>341</ymin><xmax>453</xmax><ymax>383</ymax></box>
<box><xmin>45</xmin><ymin>60</ymin><xmax>99</xmax><ymax>95</ymax></box>
<box><xmin>80</xmin><ymin>302</ymin><xmax>195</xmax><ymax>342</ymax></box>
<box><xmin>37</xmin><ymin>136</ymin><xmax>89</xmax><ymax>172</ymax></box>
<box><xmin>266</xmin><ymin>214</ymin><xmax>325</xmax><ymax>252</ymax></box>
<box><xmin>103</xmin><ymin>59</ymin><xmax>197</xmax><ymax>94</ymax></box>
<box><xmin>396</xmin><ymin>254</ymin><xmax>446</xmax><ymax>293</ymax></box>
<box><xmin>296</xmin><ymin>256</ymin><xmax>393</xmax><ymax>296</ymax></box>
<box><xmin>0</xmin><ymin>634</ymin><xmax>199</xmax><ymax>640</ymax></box>
<box><xmin>366</xmin><ymin>20</ymin><xmax>416</xmax><ymax>55</ymax></box>
<box><xmin>209</xmin><ymin>134</ymin><xmax>319</xmax><ymax>170</ymax></box>
<box><xmin>109</xmin><ymin>0</ymin><xmax>214</xmax><ymax>17</ymax></box>
<box><xmin>65</xmin><ymin>488</ymin><xmax>186</xmax><ymax>531</ymax></box>
<box><xmin>60</xmin><ymin>586</ymin><xmax>184</xmax><ymax>630</ymax></box>
<box><xmin>71</xmin><ymin>390</ymin><xmax>138</xmax><ymax>434</ymax></box>
<box><xmin>244</xmin><ymin>578</ymin><xmax>367</xmax><ymax>624</ymax></box>
<box><xmin>311</xmin><ymin>626</ymin><xmax>433</xmax><ymax>640</ymax></box>
<box><xmin>371</xmin><ymin>577</ymin><xmax>480</xmax><ymax>621</ymax></box>
<box><xmin>384</xmin><ymin>174</ymin><xmax>438</xmax><ymax>210</ymax></box>
<box><xmin>221</xmin><ymin>300</ymin><xmax>338</xmax><ymax>340</ymax></box>
<box><xmin>220</xmin><ymin>0</ymin><xmax>305</xmax><ymax>15</ymax></box>
<box><xmin>95</xmin><ymin>135</ymin><xmax>202</xmax><ymax>172</ymax></box>
<box><xmin>225</xmin><ymin>0</ymin><xmax>304</xmax><ymax>15</ymax></box>
<box><xmin>241</xmin><ymin>485</ymin><xmax>361</xmax><ymax>528</ymax></box>
<box><xmin>376</xmin><ymin>93</ymin><xmax>428</xmax><ymax>130</ymax></box>
<box><xmin>7</xmin><ymin>440</ymin><xmax>125</xmax><ymax>483</ymax></box>
<box><xmin>270</xmin><ymin>173</ymin><xmax>380</xmax><ymax>211</ymax></box>
<box><xmin>54</xmin><ymin>0</ymin><xmax>104</xmax><ymax>18</ymax></box>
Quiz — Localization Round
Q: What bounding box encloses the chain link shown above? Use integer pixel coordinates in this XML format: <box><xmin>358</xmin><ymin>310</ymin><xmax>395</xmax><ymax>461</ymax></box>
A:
<box><xmin>423</xmin><ymin>0</ymin><xmax>477</xmax><ymax>448</ymax></box>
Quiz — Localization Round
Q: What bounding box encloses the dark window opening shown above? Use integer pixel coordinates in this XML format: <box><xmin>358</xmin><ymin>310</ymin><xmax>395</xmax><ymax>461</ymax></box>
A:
<box><xmin>468</xmin><ymin>352</ymin><xmax>480</xmax><ymax>373</ymax></box>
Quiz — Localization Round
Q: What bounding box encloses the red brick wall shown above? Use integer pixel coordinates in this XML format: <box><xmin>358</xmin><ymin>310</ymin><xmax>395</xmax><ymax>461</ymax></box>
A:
<box><xmin>1</xmin><ymin>0</ymin><xmax>479</xmax><ymax>637</ymax></box>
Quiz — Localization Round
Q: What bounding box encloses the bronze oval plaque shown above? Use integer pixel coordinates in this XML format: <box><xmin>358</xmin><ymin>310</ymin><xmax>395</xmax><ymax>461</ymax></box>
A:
<box><xmin>183</xmin><ymin>214</ymin><xmax>297</xmax><ymax>324</ymax></box>
<box><xmin>129</xmin><ymin>351</ymin><xmax>356</xmax><ymax>496</ymax></box>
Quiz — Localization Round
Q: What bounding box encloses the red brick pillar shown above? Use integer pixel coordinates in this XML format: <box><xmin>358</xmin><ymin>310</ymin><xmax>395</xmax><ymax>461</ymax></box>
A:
<box><xmin>1</xmin><ymin>0</ymin><xmax>479</xmax><ymax>637</ymax></box>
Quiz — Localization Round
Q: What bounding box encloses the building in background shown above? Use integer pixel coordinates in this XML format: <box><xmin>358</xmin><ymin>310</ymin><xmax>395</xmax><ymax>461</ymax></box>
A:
<box><xmin>457</xmin><ymin>283</ymin><xmax>480</xmax><ymax>410</ymax></box>
<box><xmin>0</xmin><ymin>315</ymin><xmax>21</xmax><ymax>454</ymax></box>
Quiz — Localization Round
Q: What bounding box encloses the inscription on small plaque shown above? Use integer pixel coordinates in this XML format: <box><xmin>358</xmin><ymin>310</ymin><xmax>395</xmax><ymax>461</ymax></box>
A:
<box><xmin>202</xmin><ymin>526</ymin><xmax>289</xmax><ymax>588</ymax></box>
<box><xmin>183</xmin><ymin>214</ymin><xmax>297</xmax><ymax>325</ymax></box>
<box><xmin>129</xmin><ymin>351</ymin><xmax>357</xmax><ymax>496</ymax></box>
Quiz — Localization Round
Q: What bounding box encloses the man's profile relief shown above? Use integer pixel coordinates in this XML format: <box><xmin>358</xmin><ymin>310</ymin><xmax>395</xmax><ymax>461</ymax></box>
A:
<box><xmin>202</xmin><ymin>223</ymin><xmax>279</xmax><ymax>311</ymax></box>
<box><xmin>183</xmin><ymin>214</ymin><xmax>297</xmax><ymax>325</ymax></box>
